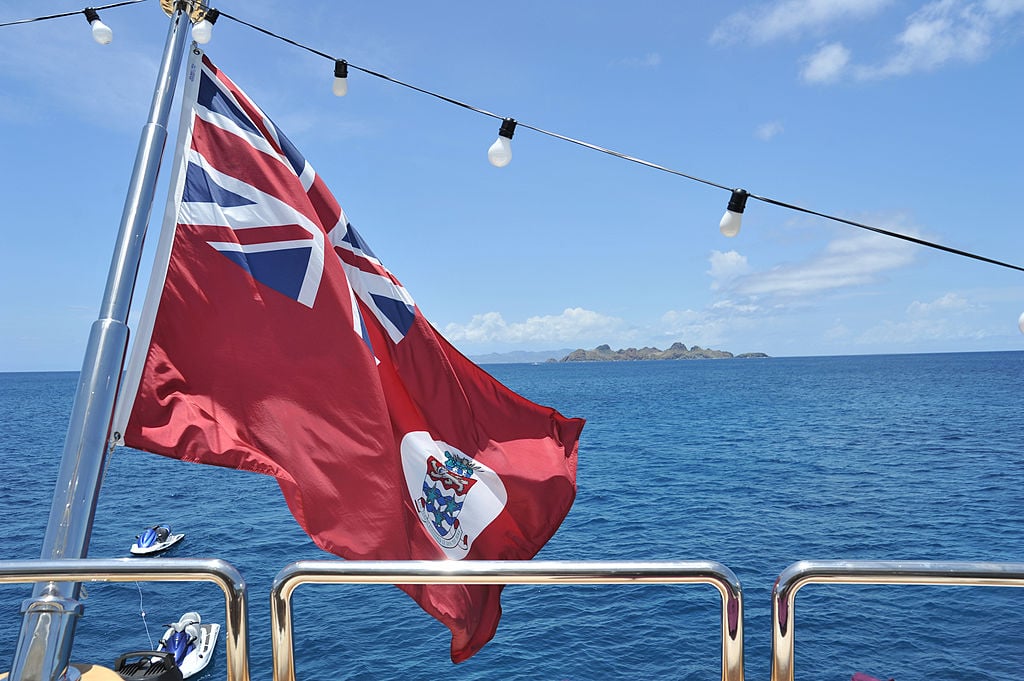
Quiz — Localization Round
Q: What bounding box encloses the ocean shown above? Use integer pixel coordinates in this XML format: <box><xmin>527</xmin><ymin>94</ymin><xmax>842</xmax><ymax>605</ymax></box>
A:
<box><xmin>1</xmin><ymin>352</ymin><xmax>1022</xmax><ymax>680</ymax></box>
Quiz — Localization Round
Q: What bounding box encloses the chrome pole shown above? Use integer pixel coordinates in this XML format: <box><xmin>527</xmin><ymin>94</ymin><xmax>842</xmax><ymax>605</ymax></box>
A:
<box><xmin>1</xmin><ymin>558</ymin><xmax>250</xmax><ymax>681</ymax></box>
<box><xmin>7</xmin><ymin>4</ymin><xmax>195</xmax><ymax>680</ymax></box>
<box><xmin>770</xmin><ymin>559</ymin><xmax>1024</xmax><ymax>681</ymax></box>
<box><xmin>270</xmin><ymin>560</ymin><xmax>745</xmax><ymax>681</ymax></box>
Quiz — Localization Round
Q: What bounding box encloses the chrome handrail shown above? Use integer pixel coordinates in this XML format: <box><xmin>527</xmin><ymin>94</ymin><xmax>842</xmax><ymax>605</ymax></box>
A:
<box><xmin>270</xmin><ymin>559</ymin><xmax>744</xmax><ymax>681</ymax></box>
<box><xmin>0</xmin><ymin>558</ymin><xmax>250</xmax><ymax>681</ymax></box>
<box><xmin>770</xmin><ymin>559</ymin><xmax>1024</xmax><ymax>681</ymax></box>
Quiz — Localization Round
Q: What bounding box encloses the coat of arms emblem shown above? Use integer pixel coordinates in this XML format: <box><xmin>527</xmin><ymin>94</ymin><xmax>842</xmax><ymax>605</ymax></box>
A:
<box><xmin>416</xmin><ymin>450</ymin><xmax>479</xmax><ymax>549</ymax></box>
<box><xmin>400</xmin><ymin>431</ymin><xmax>508</xmax><ymax>558</ymax></box>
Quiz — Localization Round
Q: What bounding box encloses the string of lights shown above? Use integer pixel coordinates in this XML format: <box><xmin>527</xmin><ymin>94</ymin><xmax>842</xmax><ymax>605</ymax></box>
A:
<box><xmin>0</xmin><ymin>0</ymin><xmax>144</xmax><ymax>29</ymax></box>
<box><xmin>210</xmin><ymin>10</ymin><xmax>1024</xmax><ymax>275</ymax></box>
<box><xmin>4</xmin><ymin>1</ymin><xmax>1023</xmax><ymax>275</ymax></box>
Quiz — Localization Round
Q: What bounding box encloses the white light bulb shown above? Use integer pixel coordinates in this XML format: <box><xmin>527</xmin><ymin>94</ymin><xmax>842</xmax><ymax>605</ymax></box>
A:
<box><xmin>90</xmin><ymin>19</ymin><xmax>113</xmax><ymax>45</ymax></box>
<box><xmin>332</xmin><ymin>76</ymin><xmax>348</xmax><ymax>97</ymax></box>
<box><xmin>719</xmin><ymin>210</ymin><xmax>742</xmax><ymax>237</ymax></box>
<box><xmin>487</xmin><ymin>136</ymin><xmax>512</xmax><ymax>167</ymax></box>
<box><xmin>1018</xmin><ymin>311</ymin><xmax>1024</xmax><ymax>335</ymax></box>
<box><xmin>192</xmin><ymin>19</ymin><xmax>214</xmax><ymax>44</ymax></box>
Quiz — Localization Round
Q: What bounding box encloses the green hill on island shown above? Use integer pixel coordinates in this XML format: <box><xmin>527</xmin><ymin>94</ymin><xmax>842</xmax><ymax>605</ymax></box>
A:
<box><xmin>557</xmin><ymin>342</ymin><xmax>768</xmax><ymax>362</ymax></box>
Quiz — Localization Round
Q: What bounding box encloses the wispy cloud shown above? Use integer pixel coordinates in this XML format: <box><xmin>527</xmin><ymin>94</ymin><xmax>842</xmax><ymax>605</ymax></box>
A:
<box><xmin>711</xmin><ymin>0</ymin><xmax>892</xmax><ymax>45</ymax></box>
<box><xmin>715</xmin><ymin>1</ymin><xmax>1024</xmax><ymax>83</ymax></box>
<box><xmin>443</xmin><ymin>308</ymin><xmax>629</xmax><ymax>346</ymax></box>
<box><xmin>617</xmin><ymin>52</ymin><xmax>663</xmax><ymax>68</ymax></box>
<box><xmin>854</xmin><ymin>0</ymin><xmax>1013</xmax><ymax>79</ymax></box>
<box><xmin>660</xmin><ymin>226</ymin><xmax>922</xmax><ymax>351</ymax></box>
<box><xmin>755</xmin><ymin>120</ymin><xmax>785</xmax><ymax>140</ymax></box>
<box><xmin>707</xmin><ymin>250</ymin><xmax>752</xmax><ymax>290</ymax></box>
<box><xmin>857</xmin><ymin>291</ymin><xmax>992</xmax><ymax>344</ymax></box>
<box><xmin>800</xmin><ymin>42</ymin><xmax>851</xmax><ymax>83</ymax></box>
<box><xmin>659</xmin><ymin>300</ymin><xmax>764</xmax><ymax>350</ymax></box>
<box><xmin>663</xmin><ymin>233</ymin><xmax>896</xmax><ymax>350</ymax></box>
<box><xmin>907</xmin><ymin>291</ymin><xmax>974</xmax><ymax>314</ymax></box>
<box><xmin>729</xmin><ymin>228</ymin><xmax>918</xmax><ymax>299</ymax></box>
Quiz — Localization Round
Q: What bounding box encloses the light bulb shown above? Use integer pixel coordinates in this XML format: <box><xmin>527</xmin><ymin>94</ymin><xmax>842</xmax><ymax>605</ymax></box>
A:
<box><xmin>487</xmin><ymin>118</ymin><xmax>517</xmax><ymax>168</ymax></box>
<box><xmin>191</xmin><ymin>10</ymin><xmax>218</xmax><ymax>45</ymax></box>
<box><xmin>84</xmin><ymin>9</ymin><xmax>112</xmax><ymax>45</ymax></box>
<box><xmin>719</xmin><ymin>210</ymin><xmax>742</xmax><ymax>237</ymax></box>
<box><xmin>719</xmin><ymin>189</ymin><xmax>749</xmax><ymax>238</ymax></box>
<box><xmin>91</xmin><ymin>20</ymin><xmax>113</xmax><ymax>44</ymax></box>
<box><xmin>192</xmin><ymin>19</ymin><xmax>214</xmax><ymax>44</ymax></box>
<box><xmin>1018</xmin><ymin>311</ymin><xmax>1024</xmax><ymax>335</ymax></box>
<box><xmin>487</xmin><ymin>136</ymin><xmax>512</xmax><ymax>167</ymax></box>
<box><xmin>333</xmin><ymin>60</ymin><xmax>348</xmax><ymax>97</ymax></box>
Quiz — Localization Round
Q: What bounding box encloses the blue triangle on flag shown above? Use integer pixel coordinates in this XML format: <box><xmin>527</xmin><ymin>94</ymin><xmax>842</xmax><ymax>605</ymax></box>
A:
<box><xmin>370</xmin><ymin>292</ymin><xmax>415</xmax><ymax>337</ymax></box>
<box><xmin>341</xmin><ymin>223</ymin><xmax>378</xmax><ymax>258</ymax></box>
<box><xmin>217</xmin><ymin>246</ymin><xmax>312</xmax><ymax>302</ymax></box>
<box><xmin>197</xmin><ymin>71</ymin><xmax>260</xmax><ymax>136</ymax></box>
<box><xmin>185</xmin><ymin>162</ymin><xmax>255</xmax><ymax>207</ymax></box>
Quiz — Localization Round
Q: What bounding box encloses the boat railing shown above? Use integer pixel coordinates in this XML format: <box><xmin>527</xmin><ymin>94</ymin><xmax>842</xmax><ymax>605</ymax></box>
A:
<box><xmin>770</xmin><ymin>559</ymin><xmax>1024</xmax><ymax>681</ymax></box>
<box><xmin>7</xmin><ymin>557</ymin><xmax>1022</xmax><ymax>680</ymax></box>
<box><xmin>0</xmin><ymin>558</ymin><xmax>249</xmax><ymax>681</ymax></box>
<box><xmin>269</xmin><ymin>559</ymin><xmax>745</xmax><ymax>681</ymax></box>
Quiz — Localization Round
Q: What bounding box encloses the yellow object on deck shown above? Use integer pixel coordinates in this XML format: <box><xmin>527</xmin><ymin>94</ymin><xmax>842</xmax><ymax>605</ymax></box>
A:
<box><xmin>1</xmin><ymin>663</ymin><xmax>121</xmax><ymax>681</ymax></box>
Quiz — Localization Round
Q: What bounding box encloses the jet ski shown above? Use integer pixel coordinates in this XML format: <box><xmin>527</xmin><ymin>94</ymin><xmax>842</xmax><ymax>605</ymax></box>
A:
<box><xmin>130</xmin><ymin>525</ymin><xmax>184</xmax><ymax>556</ymax></box>
<box><xmin>155</xmin><ymin>612</ymin><xmax>220</xmax><ymax>679</ymax></box>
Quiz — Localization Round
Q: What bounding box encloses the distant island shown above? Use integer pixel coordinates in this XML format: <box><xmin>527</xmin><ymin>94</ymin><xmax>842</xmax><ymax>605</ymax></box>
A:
<box><xmin>555</xmin><ymin>342</ymin><xmax>768</xmax><ymax>362</ymax></box>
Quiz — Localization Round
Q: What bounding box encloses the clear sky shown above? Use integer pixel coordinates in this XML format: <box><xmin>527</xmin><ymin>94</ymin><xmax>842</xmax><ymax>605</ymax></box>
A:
<box><xmin>2</xmin><ymin>0</ymin><xmax>1023</xmax><ymax>371</ymax></box>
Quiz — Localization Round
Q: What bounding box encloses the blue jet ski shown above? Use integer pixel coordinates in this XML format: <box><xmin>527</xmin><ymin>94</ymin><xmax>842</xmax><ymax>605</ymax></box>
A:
<box><xmin>130</xmin><ymin>525</ymin><xmax>184</xmax><ymax>556</ymax></box>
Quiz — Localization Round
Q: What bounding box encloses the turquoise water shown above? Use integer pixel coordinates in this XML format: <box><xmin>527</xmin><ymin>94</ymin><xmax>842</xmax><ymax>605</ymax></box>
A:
<box><xmin>1</xmin><ymin>352</ymin><xmax>1022</xmax><ymax>680</ymax></box>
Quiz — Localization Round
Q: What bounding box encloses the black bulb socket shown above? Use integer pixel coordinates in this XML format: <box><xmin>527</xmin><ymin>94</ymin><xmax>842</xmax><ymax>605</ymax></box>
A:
<box><xmin>727</xmin><ymin>189</ymin><xmax>749</xmax><ymax>214</ymax></box>
<box><xmin>498</xmin><ymin>117</ymin><xmax>517</xmax><ymax>140</ymax></box>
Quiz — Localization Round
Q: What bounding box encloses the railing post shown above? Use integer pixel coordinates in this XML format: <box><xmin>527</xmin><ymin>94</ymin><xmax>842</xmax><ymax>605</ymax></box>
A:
<box><xmin>770</xmin><ymin>560</ymin><xmax>1024</xmax><ymax>681</ymax></box>
<box><xmin>269</xmin><ymin>560</ymin><xmax>744</xmax><ymax>681</ymax></box>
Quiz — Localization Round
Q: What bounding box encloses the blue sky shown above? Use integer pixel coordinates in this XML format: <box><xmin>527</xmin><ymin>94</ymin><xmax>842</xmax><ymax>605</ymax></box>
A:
<box><xmin>2</xmin><ymin>0</ymin><xmax>1023</xmax><ymax>371</ymax></box>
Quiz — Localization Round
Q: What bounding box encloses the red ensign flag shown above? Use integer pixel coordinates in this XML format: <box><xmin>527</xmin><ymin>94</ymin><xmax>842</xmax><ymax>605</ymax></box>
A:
<box><xmin>114</xmin><ymin>49</ymin><xmax>584</xmax><ymax>662</ymax></box>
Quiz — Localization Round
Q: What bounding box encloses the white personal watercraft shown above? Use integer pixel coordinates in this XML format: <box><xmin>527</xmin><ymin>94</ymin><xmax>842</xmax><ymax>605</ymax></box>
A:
<box><xmin>129</xmin><ymin>525</ymin><xmax>184</xmax><ymax>556</ymax></box>
<box><xmin>155</xmin><ymin>612</ymin><xmax>220</xmax><ymax>679</ymax></box>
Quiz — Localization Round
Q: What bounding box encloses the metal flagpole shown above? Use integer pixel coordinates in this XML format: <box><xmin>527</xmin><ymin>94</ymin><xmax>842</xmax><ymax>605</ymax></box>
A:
<box><xmin>7</xmin><ymin>3</ymin><xmax>202</xmax><ymax>680</ymax></box>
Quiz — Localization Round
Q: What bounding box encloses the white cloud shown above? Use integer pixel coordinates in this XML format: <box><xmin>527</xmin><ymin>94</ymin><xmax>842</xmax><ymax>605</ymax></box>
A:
<box><xmin>986</xmin><ymin>0</ymin><xmax>1024</xmax><ymax>17</ymax></box>
<box><xmin>755</xmin><ymin>120</ymin><xmax>785</xmax><ymax>140</ymax></box>
<box><xmin>711</xmin><ymin>0</ymin><xmax>892</xmax><ymax>45</ymax></box>
<box><xmin>801</xmin><ymin>42</ymin><xmax>851</xmax><ymax>83</ymax></box>
<box><xmin>856</xmin><ymin>0</ymin><xmax>1001</xmax><ymax>79</ymax></box>
<box><xmin>718</xmin><ymin>1</ymin><xmax>1024</xmax><ymax>83</ymax></box>
<box><xmin>708</xmin><ymin>250</ymin><xmax>752</xmax><ymax>290</ymax></box>
<box><xmin>907</xmin><ymin>291</ymin><xmax>974</xmax><ymax>315</ymax></box>
<box><xmin>660</xmin><ymin>224</ymin><xmax>921</xmax><ymax>350</ymax></box>
<box><xmin>856</xmin><ymin>292</ymin><xmax>991</xmax><ymax>342</ymax></box>
<box><xmin>660</xmin><ymin>300</ymin><xmax>766</xmax><ymax>349</ymax></box>
<box><xmin>730</xmin><ymin>228</ymin><xmax>918</xmax><ymax>299</ymax></box>
<box><xmin>443</xmin><ymin>308</ymin><xmax>628</xmax><ymax>345</ymax></box>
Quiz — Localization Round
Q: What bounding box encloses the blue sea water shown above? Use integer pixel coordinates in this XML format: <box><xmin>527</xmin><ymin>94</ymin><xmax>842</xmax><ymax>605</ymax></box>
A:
<box><xmin>1</xmin><ymin>352</ymin><xmax>1022</xmax><ymax>680</ymax></box>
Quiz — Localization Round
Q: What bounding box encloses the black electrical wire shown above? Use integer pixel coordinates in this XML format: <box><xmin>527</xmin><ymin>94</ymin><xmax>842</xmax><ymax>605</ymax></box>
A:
<box><xmin>753</xmin><ymin>194</ymin><xmax>1024</xmax><ymax>273</ymax></box>
<box><xmin>212</xmin><ymin>11</ymin><xmax>1024</xmax><ymax>274</ymax></box>
<box><xmin>0</xmin><ymin>0</ymin><xmax>146</xmax><ymax>28</ymax></box>
<box><xmin>5</xmin><ymin>2</ymin><xmax>1023</xmax><ymax>275</ymax></box>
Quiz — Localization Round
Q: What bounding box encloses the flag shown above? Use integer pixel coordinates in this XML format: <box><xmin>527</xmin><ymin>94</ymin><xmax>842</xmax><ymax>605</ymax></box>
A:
<box><xmin>113</xmin><ymin>48</ymin><xmax>584</xmax><ymax>662</ymax></box>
